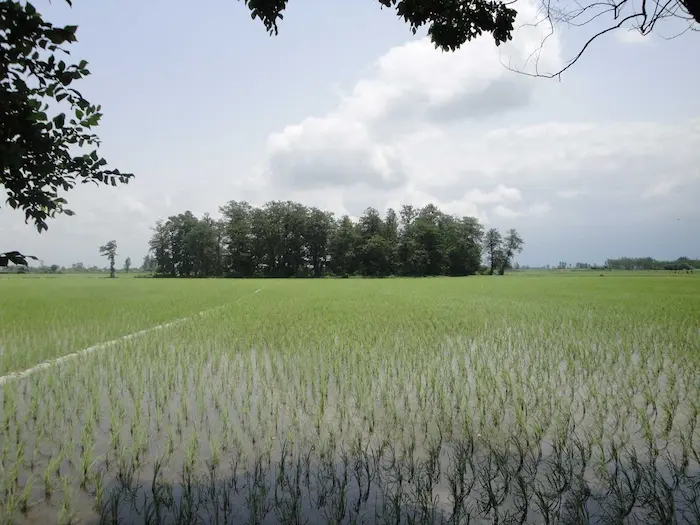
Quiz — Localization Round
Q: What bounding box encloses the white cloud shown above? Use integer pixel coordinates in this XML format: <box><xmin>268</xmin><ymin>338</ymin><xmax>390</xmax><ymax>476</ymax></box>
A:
<box><xmin>2</xmin><ymin>0</ymin><xmax>699</xmax><ymax>268</ymax></box>
<box><xmin>556</xmin><ymin>189</ymin><xmax>581</xmax><ymax>199</ymax></box>
<box><xmin>616</xmin><ymin>29</ymin><xmax>652</xmax><ymax>45</ymax></box>
<box><xmin>463</xmin><ymin>185</ymin><xmax>522</xmax><ymax>205</ymax></box>
<box><xmin>252</xmin><ymin>0</ymin><xmax>700</xmax><ymax>265</ymax></box>
<box><xmin>264</xmin><ymin>0</ymin><xmax>563</xmax><ymax>195</ymax></box>
<box><xmin>641</xmin><ymin>168</ymin><xmax>700</xmax><ymax>199</ymax></box>
<box><xmin>494</xmin><ymin>205</ymin><xmax>522</xmax><ymax>219</ymax></box>
<box><xmin>527</xmin><ymin>202</ymin><xmax>552</xmax><ymax>218</ymax></box>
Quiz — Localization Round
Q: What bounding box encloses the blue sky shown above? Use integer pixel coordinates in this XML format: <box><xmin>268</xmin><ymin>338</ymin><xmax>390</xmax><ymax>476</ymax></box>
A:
<box><xmin>1</xmin><ymin>0</ymin><xmax>699</xmax><ymax>267</ymax></box>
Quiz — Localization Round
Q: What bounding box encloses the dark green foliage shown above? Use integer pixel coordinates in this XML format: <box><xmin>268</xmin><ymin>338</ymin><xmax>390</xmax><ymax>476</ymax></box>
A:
<box><xmin>498</xmin><ymin>228</ymin><xmax>524</xmax><ymax>275</ymax></box>
<box><xmin>0</xmin><ymin>250</ymin><xmax>37</xmax><ymax>267</ymax></box>
<box><xmin>1</xmin><ymin>0</ymin><xmax>133</xmax><ymax>234</ymax></box>
<box><xmin>605</xmin><ymin>256</ymin><xmax>700</xmax><ymax>271</ymax></box>
<box><xmin>148</xmin><ymin>200</ymin><xmax>504</xmax><ymax>278</ymax></box>
<box><xmin>483</xmin><ymin>228</ymin><xmax>503</xmax><ymax>275</ymax></box>
<box><xmin>241</xmin><ymin>0</ymin><xmax>517</xmax><ymax>51</ymax></box>
<box><xmin>99</xmin><ymin>240</ymin><xmax>117</xmax><ymax>278</ymax></box>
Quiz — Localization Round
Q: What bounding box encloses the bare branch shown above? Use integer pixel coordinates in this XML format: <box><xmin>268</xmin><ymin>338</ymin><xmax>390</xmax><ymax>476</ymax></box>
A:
<box><xmin>505</xmin><ymin>0</ymin><xmax>698</xmax><ymax>79</ymax></box>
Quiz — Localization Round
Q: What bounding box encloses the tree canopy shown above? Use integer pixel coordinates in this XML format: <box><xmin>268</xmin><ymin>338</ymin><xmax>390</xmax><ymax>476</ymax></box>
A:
<box><xmin>244</xmin><ymin>0</ymin><xmax>518</xmax><ymax>51</ymax></box>
<box><xmin>243</xmin><ymin>0</ymin><xmax>698</xmax><ymax>77</ymax></box>
<box><xmin>99</xmin><ymin>239</ymin><xmax>117</xmax><ymax>278</ymax></box>
<box><xmin>147</xmin><ymin>200</ymin><xmax>523</xmax><ymax>278</ymax></box>
<box><xmin>1</xmin><ymin>1</ymin><xmax>133</xmax><ymax>233</ymax></box>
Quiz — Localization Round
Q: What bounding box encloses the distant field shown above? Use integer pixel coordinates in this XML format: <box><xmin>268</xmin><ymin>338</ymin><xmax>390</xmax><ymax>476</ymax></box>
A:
<box><xmin>1</xmin><ymin>273</ymin><xmax>699</xmax><ymax>523</ymax></box>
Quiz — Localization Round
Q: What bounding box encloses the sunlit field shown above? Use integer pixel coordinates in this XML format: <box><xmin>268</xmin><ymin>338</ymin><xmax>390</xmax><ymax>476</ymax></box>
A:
<box><xmin>1</xmin><ymin>273</ymin><xmax>699</xmax><ymax>524</ymax></box>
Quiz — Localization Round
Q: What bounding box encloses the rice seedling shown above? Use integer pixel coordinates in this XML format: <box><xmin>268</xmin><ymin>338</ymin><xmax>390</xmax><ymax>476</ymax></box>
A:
<box><xmin>0</xmin><ymin>273</ymin><xmax>699</xmax><ymax>523</ymax></box>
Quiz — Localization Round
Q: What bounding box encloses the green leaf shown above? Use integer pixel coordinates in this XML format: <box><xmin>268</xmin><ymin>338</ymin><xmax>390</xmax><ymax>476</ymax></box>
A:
<box><xmin>53</xmin><ymin>113</ymin><xmax>66</xmax><ymax>128</ymax></box>
<box><xmin>0</xmin><ymin>252</ymin><xmax>38</xmax><ymax>267</ymax></box>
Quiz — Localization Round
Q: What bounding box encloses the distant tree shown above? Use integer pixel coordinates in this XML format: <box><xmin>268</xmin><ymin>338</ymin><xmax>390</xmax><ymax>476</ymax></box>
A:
<box><xmin>49</xmin><ymin>264</ymin><xmax>60</xmax><ymax>273</ymax></box>
<box><xmin>498</xmin><ymin>228</ymin><xmax>524</xmax><ymax>275</ymax></box>
<box><xmin>328</xmin><ymin>215</ymin><xmax>361</xmax><ymax>277</ymax></box>
<box><xmin>148</xmin><ymin>200</ymin><xmax>486</xmax><ymax>279</ymax></box>
<box><xmin>141</xmin><ymin>254</ymin><xmax>156</xmax><ymax>273</ymax></box>
<box><xmin>306</xmin><ymin>207</ymin><xmax>335</xmax><ymax>277</ymax></box>
<box><xmin>99</xmin><ymin>240</ymin><xmax>118</xmax><ymax>278</ymax></box>
<box><xmin>483</xmin><ymin>228</ymin><xmax>503</xmax><ymax>275</ymax></box>
<box><xmin>124</xmin><ymin>256</ymin><xmax>131</xmax><ymax>273</ymax></box>
<box><xmin>605</xmin><ymin>256</ymin><xmax>700</xmax><ymax>271</ymax></box>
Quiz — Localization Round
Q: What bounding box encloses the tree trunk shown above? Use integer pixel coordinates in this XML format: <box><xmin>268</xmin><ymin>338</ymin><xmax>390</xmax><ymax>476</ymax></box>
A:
<box><xmin>499</xmin><ymin>250</ymin><xmax>513</xmax><ymax>275</ymax></box>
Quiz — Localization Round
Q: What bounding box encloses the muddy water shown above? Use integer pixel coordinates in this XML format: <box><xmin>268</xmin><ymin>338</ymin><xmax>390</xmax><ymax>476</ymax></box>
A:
<box><xmin>3</xmin><ymin>334</ymin><xmax>700</xmax><ymax>524</ymax></box>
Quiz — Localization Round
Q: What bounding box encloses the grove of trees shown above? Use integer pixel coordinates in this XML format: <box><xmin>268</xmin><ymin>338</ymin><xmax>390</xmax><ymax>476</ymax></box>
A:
<box><xmin>605</xmin><ymin>257</ymin><xmax>700</xmax><ymax>271</ymax></box>
<box><xmin>147</xmin><ymin>201</ymin><xmax>523</xmax><ymax>278</ymax></box>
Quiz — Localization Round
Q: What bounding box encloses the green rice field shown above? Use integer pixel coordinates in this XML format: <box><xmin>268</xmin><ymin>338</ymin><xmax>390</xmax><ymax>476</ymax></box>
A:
<box><xmin>0</xmin><ymin>273</ymin><xmax>699</xmax><ymax>524</ymax></box>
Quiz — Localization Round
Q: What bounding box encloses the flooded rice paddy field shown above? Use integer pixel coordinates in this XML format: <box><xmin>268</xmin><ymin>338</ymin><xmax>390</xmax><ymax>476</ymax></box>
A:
<box><xmin>1</xmin><ymin>274</ymin><xmax>699</xmax><ymax>524</ymax></box>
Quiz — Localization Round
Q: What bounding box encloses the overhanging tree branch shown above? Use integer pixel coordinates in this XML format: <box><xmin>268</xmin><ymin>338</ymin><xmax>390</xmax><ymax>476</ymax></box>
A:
<box><xmin>1</xmin><ymin>0</ymin><xmax>133</xmax><ymax>233</ymax></box>
<box><xmin>504</xmin><ymin>0</ymin><xmax>698</xmax><ymax>79</ymax></box>
<box><xmin>0</xmin><ymin>251</ymin><xmax>38</xmax><ymax>267</ymax></box>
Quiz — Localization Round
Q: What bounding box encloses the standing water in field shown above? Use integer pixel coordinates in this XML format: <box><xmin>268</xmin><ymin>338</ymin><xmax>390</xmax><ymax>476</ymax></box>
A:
<box><xmin>1</xmin><ymin>277</ymin><xmax>699</xmax><ymax>524</ymax></box>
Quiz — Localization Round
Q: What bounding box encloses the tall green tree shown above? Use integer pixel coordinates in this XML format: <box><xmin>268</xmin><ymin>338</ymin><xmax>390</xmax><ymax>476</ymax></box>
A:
<box><xmin>483</xmin><ymin>228</ymin><xmax>503</xmax><ymax>275</ymax></box>
<box><xmin>147</xmin><ymin>200</ymin><xmax>493</xmax><ymax>279</ymax></box>
<box><xmin>141</xmin><ymin>254</ymin><xmax>156</xmax><ymax>273</ymax></box>
<box><xmin>99</xmin><ymin>240</ymin><xmax>117</xmax><ymax>278</ymax></box>
<box><xmin>306</xmin><ymin>207</ymin><xmax>335</xmax><ymax>277</ymax></box>
<box><xmin>498</xmin><ymin>228</ymin><xmax>524</xmax><ymax>275</ymax></box>
<box><xmin>383</xmin><ymin>208</ymin><xmax>399</xmax><ymax>274</ymax></box>
<box><xmin>441</xmin><ymin>216</ymin><xmax>484</xmax><ymax>276</ymax></box>
<box><xmin>398</xmin><ymin>205</ymin><xmax>418</xmax><ymax>275</ymax></box>
<box><xmin>219</xmin><ymin>200</ymin><xmax>255</xmax><ymax>277</ymax></box>
<box><xmin>124</xmin><ymin>256</ymin><xmax>131</xmax><ymax>273</ymax></box>
<box><xmin>328</xmin><ymin>215</ymin><xmax>361</xmax><ymax>277</ymax></box>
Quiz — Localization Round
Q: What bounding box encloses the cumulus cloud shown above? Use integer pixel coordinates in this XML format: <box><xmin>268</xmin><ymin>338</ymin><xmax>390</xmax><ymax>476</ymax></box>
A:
<box><xmin>267</xmin><ymin>117</ymin><xmax>407</xmax><ymax>190</ymax></box>
<box><xmin>556</xmin><ymin>189</ymin><xmax>581</xmax><ymax>200</ymax></box>
<box><xmin>264</xmin><ymin>0</ymin><xmax>563</xmax><ymax>196</ymax></box>
<box><xmin>261</xmin><ymin>21</ymin><xmax>700</xmax><ymax>226</ymax></box>
<box><xmin>4</xmin><ymin>0</ymin><xmax>698</xmax><ymax>268</ymax></box>
<box><xmin>254</xmin><ymin>0</ymin><xmax>700</xmax><ymax>264</ymax></box>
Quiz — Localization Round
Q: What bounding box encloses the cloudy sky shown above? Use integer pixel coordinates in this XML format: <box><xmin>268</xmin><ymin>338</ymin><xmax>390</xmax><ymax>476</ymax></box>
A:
<box><xmin>2</xmin><ymin>0</ymin><xmax>699</xmax><ymax>268</ymax></box>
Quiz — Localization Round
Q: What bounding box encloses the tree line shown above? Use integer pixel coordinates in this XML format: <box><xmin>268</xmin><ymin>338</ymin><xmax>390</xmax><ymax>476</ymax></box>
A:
<box><xmin>604</xmin><ymin>257</ymin><xmax>700</xmax><ymax>271</ymax></box>
<box><xmin>147</xmin><ymin>201</ymin><xmax>524</xmax><ymax>278</ymax></box>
